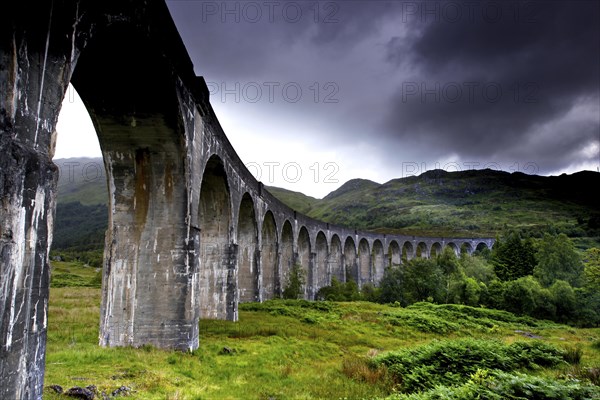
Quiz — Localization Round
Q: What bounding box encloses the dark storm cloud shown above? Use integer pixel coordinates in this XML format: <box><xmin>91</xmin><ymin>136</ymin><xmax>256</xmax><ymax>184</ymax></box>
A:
<box><xmin>166</xmin><ymin>0</ymin><xmax>393</xmax><ymax>79</ymax></box>
<box><xmin>383</xmin><ymin>1</ymin><xmax>600</xmax><ymax>172</ymax></box>
<box><xmin>167</xmin><ymin>0</ymin><xmax>599</xmax><ymax>180</ymax></box>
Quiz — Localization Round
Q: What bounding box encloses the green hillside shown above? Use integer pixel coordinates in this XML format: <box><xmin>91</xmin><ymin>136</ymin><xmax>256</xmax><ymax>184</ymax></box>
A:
<box><xmin>281</xmin><ymin>169</ymin><xmax>600</xmax><ymax>248</ymax></box>
<box><xmin>264</xmin><ymin>185</ymin><xmax>320</xmax><ymax>215</ymax></box>
<box><xmin>55</xmin><ymin>157</ymin><xmax>108</xmax><ymax>205</ymax></box>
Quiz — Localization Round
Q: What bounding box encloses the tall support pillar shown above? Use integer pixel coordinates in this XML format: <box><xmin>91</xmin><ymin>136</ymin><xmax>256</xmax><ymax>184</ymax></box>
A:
<box><xmin>1</xmin><ymin>4</ymin><xmax>76</xmax><ymax>396</ymax></box>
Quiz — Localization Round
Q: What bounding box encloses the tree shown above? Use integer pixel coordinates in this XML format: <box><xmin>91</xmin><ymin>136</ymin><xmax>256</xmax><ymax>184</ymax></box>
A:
<box><xmin>502</xmin><ymin>276</ymin><xmax>538</xmax><ymax>315</ymax></box>
<box><xmin>574</xmin><ymin>287</ymin><xmax>600</xmax><ymax>327</ymax></box>
<box><xmin>533</xmin><ymin>233</ymin><xmax>583</xmax><ymax>287</ymax></box>
<box><xmin>316</xmin><ymin>276</ymin><xmax>344</xmax><ymax>301</ymax></box>
<box><xmin>460</xmin><ymin>254</ymin><xmax>496</xmax><ymax>284</ymax></box>
<box><xmin>379</xmin><ymin>266</ymin><xmax>405</xmax><ymax>305</ymax></box>
<box><xmin>583</xmin><ymin>247</ymin><xmax>600</xmax><ymax>290</ymax></box>
<box><xmin>343</xmin><ymin>277</ymin><xmax>361</xmax><ymax>301</ymax></box>
<box><xmin>438</xmin><ymin>247</ymin><xmax>460</xmax><ymax>275</ymax></box>
<box><xmin>575</xmin><ymin>248</ymin><xmax>600</xmax><ymax>327</ymax></box>
<box><xmin>491</xmin><ymin>232</ymin><xmax>536</xmax><ymax>281</ymax></box>
<box><xmin>403</xmin><ymin>258</ymin><xmax>445</xmax><ymax>304</ymax></box>
<box><xmin>282</xmin><ymin>263</ymin><xmax>306</xmax><ymax>299</ymax></box>
<box><xmin>549</xmin><ymin>280</ymin><xmax>576</xmax><ymax>323</ymax></box>
<box><xmin>463</xmin><ymin>277</ymin><xmax>482</xmax><ymax>306</ymax></box>
<box><xmin>360</xmin><ymin>282</ymin><xmax>380</xmax><ymax>302</ymax></box>
<box><xmin>482</xmin><ymin>279</ymin><xmax>505</xmax><ymax>310</ymax></box>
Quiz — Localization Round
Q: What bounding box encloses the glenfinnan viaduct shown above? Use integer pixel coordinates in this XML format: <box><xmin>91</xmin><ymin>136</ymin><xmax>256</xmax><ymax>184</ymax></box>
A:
<box><xmin>0</xmin><ymin>1</ymin><xmax>494</xmax><ymax>398</ymax></box>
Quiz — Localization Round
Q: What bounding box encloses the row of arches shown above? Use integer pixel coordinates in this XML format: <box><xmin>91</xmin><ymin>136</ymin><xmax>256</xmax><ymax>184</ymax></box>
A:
<box><xmin>197</xmin><ymin>155</ymin><xmax>492</xmax><ymax>313</ymax></box>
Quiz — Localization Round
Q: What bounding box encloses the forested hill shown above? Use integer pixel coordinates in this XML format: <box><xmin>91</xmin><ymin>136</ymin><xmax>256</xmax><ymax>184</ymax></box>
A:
<box><xmin>269</xmin><ymin>169</ymin><xmax>600</xmax><ymax>244</ymax></box>
<box><xmin>52</xmin><ymin>158</ymin><xmax>600</xmax><ymax>252</ymax></box>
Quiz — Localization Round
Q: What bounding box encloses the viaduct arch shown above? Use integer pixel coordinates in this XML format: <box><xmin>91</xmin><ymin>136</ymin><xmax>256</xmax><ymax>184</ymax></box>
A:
<box><xmin>0</xmin><ymin>2</ymin><xmax>494</xmax><ymax>398</ymax></box>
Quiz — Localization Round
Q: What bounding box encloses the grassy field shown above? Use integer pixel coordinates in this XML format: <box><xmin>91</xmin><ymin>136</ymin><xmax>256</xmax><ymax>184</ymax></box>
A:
<box><xmin>44</xmin><ymin>263</ymin><xmax>600</xmax><ymax>399</ymax></box>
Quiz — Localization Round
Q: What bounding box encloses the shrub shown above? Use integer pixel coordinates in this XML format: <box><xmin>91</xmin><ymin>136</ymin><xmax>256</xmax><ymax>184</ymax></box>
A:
<box><xmin>372</xmin><ymin>339</ymin><xmax>565</xmax><ymax>393</ymax></box>
<box><xmin>341</xmin><ymin>355</ymin><xmax>388</xmax><ymax>385</ymax></box>
<box><xmin>384</xmin><ymin>369</ymin><xmax>600</xmax><ymax>400</ymax></box>
<box><xmin>562</xmin><ymin>344</ymin><xmax>583</xmax><ymax>365</ymax></box>
<box><xmin>282</xmin><ymin>264</ymin><xmax>306</xmax><ymax>299</ymax></box>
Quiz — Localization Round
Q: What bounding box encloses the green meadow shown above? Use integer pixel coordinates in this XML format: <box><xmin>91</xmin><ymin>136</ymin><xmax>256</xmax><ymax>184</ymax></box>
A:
<box><xmin>44</xmin><ymin>262</ymin><xmax>600</xmax><ymax>400</ymax></box>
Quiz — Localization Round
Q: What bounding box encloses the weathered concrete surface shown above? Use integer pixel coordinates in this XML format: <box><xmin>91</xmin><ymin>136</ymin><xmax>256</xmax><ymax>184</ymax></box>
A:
<box><xmin>1</xmin><ymin>2</ymin><xmax>80</xmax><ymax>397</ymax></box>
<box><xmin>1</xmin><ymin>1</ymin><xmax>201</xmax><ymax>398</ymax></box>
<box><xmin>1</xmin><ymin>1</ymin><xmax>495</xmax><ymax>398</ymax></box>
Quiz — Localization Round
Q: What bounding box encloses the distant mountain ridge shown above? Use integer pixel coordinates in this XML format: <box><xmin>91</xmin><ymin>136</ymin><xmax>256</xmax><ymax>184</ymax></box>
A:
<box><xmin>51</xmin><ymin>158</ymin><xmax>600</xmax><ymax>251</ymax></box>
<box><xmin>323</xmin><ymin>178</ymin><xmax>380</xmax><ymax>200</ymax></box>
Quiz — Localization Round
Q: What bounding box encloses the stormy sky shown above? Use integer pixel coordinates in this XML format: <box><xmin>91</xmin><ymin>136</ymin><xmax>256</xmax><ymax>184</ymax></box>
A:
<box><xmin>56</xmin><ymin>1</ymin><xmax>600</xmax><ymax>198</ymax></box>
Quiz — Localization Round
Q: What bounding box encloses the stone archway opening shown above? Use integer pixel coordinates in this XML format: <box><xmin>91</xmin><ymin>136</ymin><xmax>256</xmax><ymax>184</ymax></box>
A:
<box><xmin>402</xmin><ymin>241</ymin><xmax>414</xmax><ymax>263</ymax></box>
<box><xmin>416</xmin><ymin>242</ymin><xmax>428</xmax><ymax>258</ymax></box>
<box><xmin>237</xmin><ymin>193</ymin><xmax>258</xmax><ymax>303</ymax></box>
<box><xmin>430</xmin><ymin>242</ymin><xmax>443</xmax><ymax>258</ymax></box>
<box><xmin>388</xmin><ymin>240</ymin><xmax>401</xmax><ymax>268</ymax></box>
<box><xmin>476</xmin><ymin>242</ymin><xmax>488</xmax><ymax>252</ymax></box>
<box><xmin>471</xmin><ymin>242</ymin><xmax>491</xmax><ymax>258</ymax></box>
<box><xmin>315</xmin><ymin>231</ymin><xmax>328</xmax><ymax>293</ymax></box>
<box><xmin>329</xmin><ymin>235</ymin><xmax>343</xmax><ymax>283</ymax></box>
<box><xmin>447</xmin><ymin>242</ymin><xmax>460</xmax><ymax>257</ymax></box>
<box><xmin>358</xmin><ymin>239</ymin><xmax>371</xmax><ymax>286</ymax></box>
<box><xmin>298</xmin><ymin>227</ymin><xmax>312</xmax><ymax>299</ymax></box>
<box><xmin>461</xmin><ymin>242</ymin><xmax>473</xmax><ymax>256</ymax></box>
<box><xmin>280</xmin><ymin>220</ymin><xmax>294</xmax><ymax>297</ymax></box>
<box><xmin>2</xmin><ymin>14</ymin><xmax>200</xmax><ymax>397</ymax></box>
<box><xmin>51</xmin><ymin>83</ymin><xmax>106</xmax><ymax>262</ymax></box>
<box><xmin>199</xmin><ymin>156</ymin><xmax>232</xmax><ymax>320</ymax></box>
<box><xmin>344</xmin><ymin>237</ymin><xmax>357</xmax><ymax>283</ymax></box>
<box><xmin>261</xmin><ymin>211</ymin><xmax>277</xmax><ymax>300</ymax></box>
<box><xmin>372</xmin><ymin>240</ymin><xmax>385</xmax><ymax>282</ymax></box>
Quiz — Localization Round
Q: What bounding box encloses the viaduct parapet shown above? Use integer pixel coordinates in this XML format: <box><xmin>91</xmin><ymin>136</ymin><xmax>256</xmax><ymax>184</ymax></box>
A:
<box><xmin>0</xmin><ymin>2</ymin><xmax>494</xmax><ymax>398</ymax></box>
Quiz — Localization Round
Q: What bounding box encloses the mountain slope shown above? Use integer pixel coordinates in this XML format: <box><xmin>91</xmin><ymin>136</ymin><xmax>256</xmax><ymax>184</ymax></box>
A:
<box><xmin>55</xmin><ymin>158</ymin><xmax>108</xmax><ymax>205</ymax></box>
<box><xmin>275</xmin><ymin>169</ymin><xmax>600</xmax><ymax>244</ymax></box>
<box><xmin>264</xmin><ymin>186</ymin><xmax>320</xmax><ymax>215</ymax></box>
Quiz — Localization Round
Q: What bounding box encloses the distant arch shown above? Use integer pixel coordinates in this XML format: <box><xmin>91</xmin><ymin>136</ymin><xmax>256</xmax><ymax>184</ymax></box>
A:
<box><xmin>344</xmin><ymin>237</ymin><xmax>357</xmax><ymax>283</ymax></box>
<box><xmin>280</xmin><ymin>220</ymin><xmax>294</xmax><ymax>297</ymax></box>
<box><xmin>372</xmin><ymin>240</ymin><xmax>385</xmax><ymax>282</ymax></box>
<box><xmin>298</xmin><ymin>227</ymin><xmax>312</xmax><ymax>299</ymax></box>
<box><xmin>416</xmin><ymin>242</ymin><xmax>428</xmax><ymax>258</ymax></box>
<box><xmin>446</xmin><ymin>242</ymin><xmax>460</xmax><ymax>257</ymax></box>
<box><xmin>475</xmin><ymin>242</ymin><xmax>489</xmax><ymax>253</ymax></box>
<box><xmin>460</xmin><ymin>242</ymin><xmax>473</xmax><ymax>255</ymax></box>
<box><xmin>430</xmin><ymin>242</ymin><xmax>442</xmax><ymax>258</ymax></box>
<box><xmin>315</xmin><ymin>231</ymin><xmax>328</xmax><ymax>295</ymax></box>
<box><xmin>388</xmin><ymin>240</ymin><xmax>401</xmax><ymax>267</ymax></box>
<box><xmin>402</xmin><ymin>241</ymin><xmax>414</xmax><ymax>262</ymax></box>
<box><xmin>329</xmin><ymin>234</ymin><xmax>343</xmax><ymax>282</ymax></box>
<box><xmin>261</xmin><ymin>211</ymin><xmax>278</xmax><ymax>300</ymax></box>
<box><xmin>358</xmin><ymin>238</ymin><xmax>371</xmax><ymax>285</ymax></box>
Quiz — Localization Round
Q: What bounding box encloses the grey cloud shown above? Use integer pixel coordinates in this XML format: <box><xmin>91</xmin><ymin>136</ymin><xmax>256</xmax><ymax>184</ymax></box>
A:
<box><xmin>166</xmin><ymin>0</ymin><xmax>599</xmax><ymax>183</ymax></box>
<box><xmin>381</xmin><ymin>1</ymin><xmax>599</xmax><ymax>173</ymax></box>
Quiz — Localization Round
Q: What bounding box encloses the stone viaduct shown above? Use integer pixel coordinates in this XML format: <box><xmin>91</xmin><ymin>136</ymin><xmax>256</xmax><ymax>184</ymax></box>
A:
<box><xmin>0</xmin><ymin>1</ymin><xmax>494</xmax><ymax>398</ymax></box>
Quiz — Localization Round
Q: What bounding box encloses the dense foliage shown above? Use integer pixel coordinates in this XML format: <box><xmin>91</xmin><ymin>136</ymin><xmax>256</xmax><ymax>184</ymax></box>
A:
<box><xmin>318</xmin><ymin>233</ymin><xmax>600</xmax><ymax>327</ymax></box>
<box><xmin>52</xmin><ymin>201</ymin><xmax>107</xmax><ymax>253</ymax></box>
<box><xmin>372</xmin><ymin>339</ymin><xmax>566</xmax><ymax>393</ymax></box>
